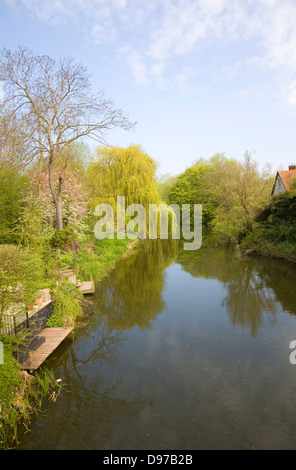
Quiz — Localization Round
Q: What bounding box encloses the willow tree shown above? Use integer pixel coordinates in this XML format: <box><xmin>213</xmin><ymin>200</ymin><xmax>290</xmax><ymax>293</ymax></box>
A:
<box><xmin>87</xmin><ymin>144</ymin><xmax>160</xmax><ymax>213</ymax></box>
<box><xmin>0</xmin><ymin>46</ymin><xmax>134</xmax><ymax>230</ymax></box>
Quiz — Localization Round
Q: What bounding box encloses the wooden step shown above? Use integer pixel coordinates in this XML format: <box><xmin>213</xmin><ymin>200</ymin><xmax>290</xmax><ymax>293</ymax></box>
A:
<box><xmin>60</xmin><ymin>269</ymin><xmax>76</xmax><ymax>285</ymax></box>
<box><xmin>20</xmin><ymin>327</ymin><xmax>73</xmax><ymax>371</ymax></box>
<box><xmin>77</xmin><ymin>281</ymin><xmax>95</xmax><ymax>294</ymax></box>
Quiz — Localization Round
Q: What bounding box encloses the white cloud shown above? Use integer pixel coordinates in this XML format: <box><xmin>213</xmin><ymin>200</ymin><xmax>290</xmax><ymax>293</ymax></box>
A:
<box><xmin>7</xmin><ymin>0</ymin><xmax>78</xmax><ymax>24</ymax></box>
<box><xmin>150</xmin><ymin>62</ymin><xmax>169</xmax><ymax>89</ymax></box>
<box><xmin>5</xmin><ymin>0</ymin><xmax>296</xmax><ymax>105</ymax></box>
<box><xmin>119</xmin><ymin>46</ymin><xmax>150</xmax><ymax>85</ymax></box>
<box><xmin>112</xmin><ymin>0</ymin><xmax>127</xmax><ymax>9</ymax></box>
<box><xmin>287</xmin><ymin>81</ymin><xmax>296</xmax><ymax>107</ymax></box>
<box><xmin>255</xmin><ymin>1</ymin><xmax>296</xmax><ymax>71</ymax></box>
<box><xmin>6</xmin><ymin>0</ymin><xmax>123</xmax><ymax>25</ymax></box>
<box><xmin>174</xmin><ymin>67</ymin><xmax>195</xmax><ymax>89</ymax></box>
<box><xmin>92</xmin><ymin>22</ymin><xmax>116</xmax><ymax>44</ymax></box>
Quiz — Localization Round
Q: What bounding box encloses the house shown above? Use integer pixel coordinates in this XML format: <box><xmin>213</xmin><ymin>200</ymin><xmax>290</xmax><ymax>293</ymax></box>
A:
<box><xmin>271</xmin><ymin>165</ymin><xmax>296</xmax><ymax>196</ymax></box>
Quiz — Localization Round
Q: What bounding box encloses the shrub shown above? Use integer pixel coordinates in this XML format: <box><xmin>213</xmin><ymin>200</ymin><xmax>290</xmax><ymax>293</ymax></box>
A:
<box><xmin>0</xmin><ymin>341</ymin><xmax>63</xmax><ymax>449</ymax></box>
<box><xmin>47</xmin><ymin>280</ymin><xmax>82</xmax><ymax>328</ymax></box>
<box><xmin>0</xmin><ymin>245</ymin><xmax>45</xmax><ymax>316</ymax></box>
<box><xmin>0</xmin><ymin>168</ymin><xmax>28</xmax><ymax>245</ymax></box>
<box><xmin>50</xmin><ymin>227</ymin><xmax>76</xmax><ymax>249</ymax></box>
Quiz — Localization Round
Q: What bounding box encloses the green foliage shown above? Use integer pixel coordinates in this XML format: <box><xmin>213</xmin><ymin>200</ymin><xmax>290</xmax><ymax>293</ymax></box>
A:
<box><xmin>169</xmin><ymin>154</ymin><xmax>233</xmax><ymax>227</ymax></box>
<box><xmin>18</xmin><ymin>192</ymin><xmax>55</xmax><ymax>248</ymax></box>
<box><xmin>0</xmin><ymin>339</ymin><xmax>21</xmax><ymax>406</ymax></box>
<box><xmin>169</xmin><ymin>164</ymin><xmax>215</xmax><ymax>225</ymax></box>
<box><xmin>0</xmin><ymin>343</ymin><xmax>63</xmax><ymax>449</ymax></box>
<box><xmin>0</xmin><ymin>340</ymin><xmax>22</xmax><ymax>448</ymax></box>
<box><xmin>0</xmin><ymin>167</ymin><xmax>28</xmax><ymax>244</ymax></box>
<box><xmin>77</xmin><ymin>236</ymin><xmax>132</xmax><ymax>282</ymax></box>
<box><xmin>268</xmin><ymin>191</ymin><xmax>296</xmax><ymax>222</ymax></box>
<box><xmin>33</xmin><ymin>367</ymin><xmax>63</xmax><ymax>403</ymax></box>
<box><xmin>241</xmin><ymin>191</ymin><xmax>296</xmax><ymax>261</ymax></box>
<box><xmin>209</xmin><ymin>153</ymin><xmax>273</xmax><ymax>242</ymax></box>
<box><xmin>157</xmin><ymin>173</ymin><xmax>177</xmax><ymax>204</ymax></box>
<box><xmin>50</xmin><ymin>227</ymin><xmax>75</xmax><ymax>249</ymax></box>
<box><xmin>18</xmin><ymin>170</ymin><xmax>90</xmax><ymax>248</ymax></box>
<box><xmin>87</xmin><ymin>144</ymin><xmax>160</xmax><ymax>215</ymax></box>
<box><xmin>169</xmin><ymin>151</ymin><xmax>273</xmax><ymax>243</ymax></box>
<box><xmin>0</xmin><ymin>245</ymin><xmax>45</xmax><ymax>315</ymax></box>
<box><xmin>47</xmin><ymin>280</ymin><xmax>82</xmax><ymax>327</ymax></box>
<box><xmin>169</xmin><ymin>166</ymin><xmax>204</xmax><ymax>205</ymax></box>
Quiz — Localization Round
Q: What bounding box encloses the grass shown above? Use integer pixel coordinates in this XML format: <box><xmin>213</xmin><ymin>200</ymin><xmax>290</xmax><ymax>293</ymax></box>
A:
<box><xmin>76</xmin><ymin>235</ymin><xmax>135</xmax><ymax>282</ymax></box>
<box><xmin>0</xmin><ymin>341</ymin><xmax>63</xmax><ymax>449</ymax></box>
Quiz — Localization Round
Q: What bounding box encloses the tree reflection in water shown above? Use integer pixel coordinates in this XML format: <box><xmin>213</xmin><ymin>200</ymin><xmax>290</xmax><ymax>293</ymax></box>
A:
<box><xmin>95</xmin><ymin>239</ymin><xmax>296</xmax><ymax>337</ymax></box>
<box><xmin>94</xmin><ymin>238</ymin><xmax>179</xmax><ymax>330</ymax></box>
<box><xmin>176</xmin><ymin>245</ymin><xmax>296</xmax><ymax>337</ymax></box>
<box><xmin>29</xmin><ymin>311</ymin><xmax>152</xmax><ymax>450</ymax></box>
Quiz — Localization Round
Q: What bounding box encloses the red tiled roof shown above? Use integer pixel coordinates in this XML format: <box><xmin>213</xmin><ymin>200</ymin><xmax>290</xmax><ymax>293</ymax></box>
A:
<box><xmin>279</xmin><ymin>170</ymin><xmax>296</xmax><ymax>189</ymax></box>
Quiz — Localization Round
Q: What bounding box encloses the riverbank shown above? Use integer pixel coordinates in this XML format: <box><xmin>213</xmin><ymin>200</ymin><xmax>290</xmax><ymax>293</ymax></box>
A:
<box><xmin>0</xmin><ymin>235</ymin><xmax>138</xmax><ymax>449</ymax></box>
<box><xmin>237</xmin><ymin>192</ymin><xmax>296</xmax><ymax>264</ymax></box>
<box><xmin>240</xmin><ymin>237</ymin><xmax>296</xmax><ymax>264</ymax></box>
<box><xmin>76</xmin><ymin>235</ymin><xmax>139</xmax><ymax>282</ymax></box>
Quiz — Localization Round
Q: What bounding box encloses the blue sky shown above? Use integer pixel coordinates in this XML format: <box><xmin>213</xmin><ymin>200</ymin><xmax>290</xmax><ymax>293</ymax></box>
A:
<box><xmin>1</xmin><ymin>0</ymin><xmax>296</xmax><ymax>177</ymax></box>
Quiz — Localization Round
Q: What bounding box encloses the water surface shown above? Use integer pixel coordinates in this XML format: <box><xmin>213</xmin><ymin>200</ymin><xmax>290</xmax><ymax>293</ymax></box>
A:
<box><xmin>18</xmin><ymin>240</ymin><xmax>296</xmax><ymax>449</ymax></box>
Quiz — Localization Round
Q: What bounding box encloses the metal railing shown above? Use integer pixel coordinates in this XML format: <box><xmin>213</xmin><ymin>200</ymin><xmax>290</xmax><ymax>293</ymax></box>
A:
<box><xmin>50</xmin><ymin>249</ymin><xmax>75</xmax><ymax>271</ymax></box>
<box><xmin>0</xmin><ymin>306</ymin><xmax>29</xmax><ymax>336</ymax></box>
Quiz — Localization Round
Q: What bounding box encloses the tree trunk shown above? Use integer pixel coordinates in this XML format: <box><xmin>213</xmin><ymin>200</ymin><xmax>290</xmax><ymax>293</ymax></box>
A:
<box><xmin>55</xmin><ymin>197</ymin><xmax>63</xmax><ymax>230</ymax></box>
<box><xmin>37</xmin><ymin>126</ymin><xmax>43</xmax><ymax>196</ymax></box>
<box><xmin>48</xmin><ymin>150</ymin><xmax>63</xmax><ymax>230</ymax></box>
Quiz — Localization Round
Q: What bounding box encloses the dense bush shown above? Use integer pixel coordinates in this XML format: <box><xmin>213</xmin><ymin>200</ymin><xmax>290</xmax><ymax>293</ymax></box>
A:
<box><xmin>241</xmin><ymin>191</ymin><xmax>296</xmax><ymax>261</ymax></box>
<box><xmin>0</xmin><ymin>245</ymin><xmax>45</xmax><ymax>315</ymax></box>
<box><xmin>50</xmin><ymin>227</ymin><xmax>76</xmax><ymax>249</ymax></box>
<box><xmin>0</xmin><ymin>168</ymin><xmax>28</xmax><ymax>245</ymax></box>
<box><xmin>47</xmin><ymin>280</ymin><xmax>82</xmax><ymax>328</ymax></box>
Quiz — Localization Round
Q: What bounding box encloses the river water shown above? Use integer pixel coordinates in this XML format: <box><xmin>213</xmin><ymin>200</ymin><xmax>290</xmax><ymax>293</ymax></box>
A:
<box><xmin>18</xmin><ymin>239</ymin><xmax>296</xmax><ymax>449</ymax></box>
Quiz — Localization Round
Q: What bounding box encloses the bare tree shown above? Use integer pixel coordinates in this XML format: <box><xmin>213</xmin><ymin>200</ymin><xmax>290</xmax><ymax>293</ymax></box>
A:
<box><xmin>0</xmin><ymin>108</ymin><xmax>35</xmax><ymax>170</ymax></box>
<box><xmin>0</xmin><ymin>46</ymin><xmax>135</xmax><ymax>230</ymax></box>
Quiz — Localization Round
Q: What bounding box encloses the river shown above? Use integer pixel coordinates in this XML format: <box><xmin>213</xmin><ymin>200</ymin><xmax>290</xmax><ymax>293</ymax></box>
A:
<box><xmin>18</xmin><ymin>239</ymin><xmax>296</xmax><ymax>449</ymax></box>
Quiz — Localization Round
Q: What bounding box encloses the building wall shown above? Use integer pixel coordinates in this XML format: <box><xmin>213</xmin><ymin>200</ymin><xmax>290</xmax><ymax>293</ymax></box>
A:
<box><xmin>272</xmin><ymin>174</ymin><xmax>286</xmax><ymax>196</ymax></box>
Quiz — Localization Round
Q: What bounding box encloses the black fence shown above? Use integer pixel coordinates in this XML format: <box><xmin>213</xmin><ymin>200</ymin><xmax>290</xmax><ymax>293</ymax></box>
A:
<box><xmin>0</xmin><ymin>301</ymin><xmax>54</xmax><ymax>363</ymax></box>
<box><xmin>50</xmin><ymin>248</ymin><xmax>75</xmax><ymax>271</ymax></box>
<box><xmin>0</xmin><ymin>306</ymin><xmax>29</xmax><ymax>336</ymax></box>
